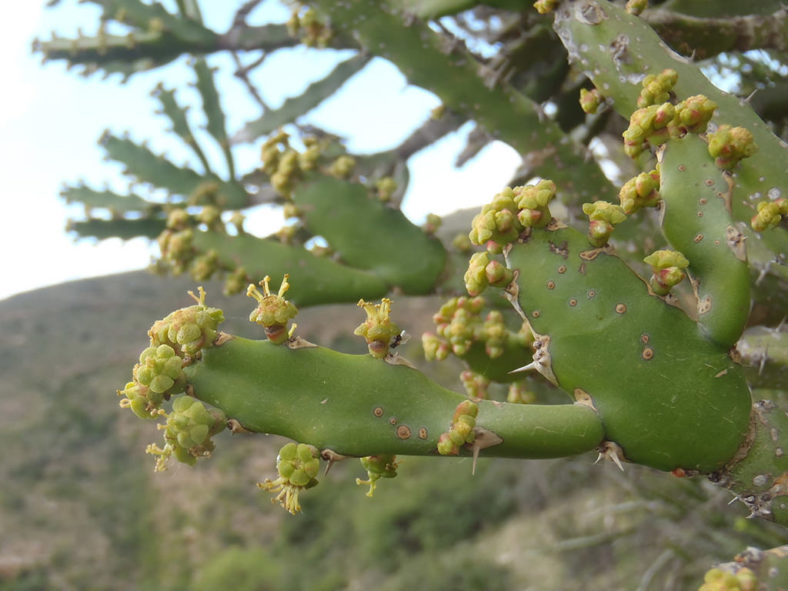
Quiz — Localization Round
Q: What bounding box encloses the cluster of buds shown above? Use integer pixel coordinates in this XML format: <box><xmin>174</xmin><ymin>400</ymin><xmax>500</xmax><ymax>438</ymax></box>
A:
<box><xmin>437</xmin><ymin>400</ymin><xmax>479</xmax><ymax>456</ymax></box>
<box><xmin>507</xmin><ymin>382</ymin><xmax>536</xmax><ymax>404</ymax></box>
<box><xmin>423</xmin><ymin>297</ymin><xmax>531</xmax><ymax>363</ymax></box>
<box><xmin>623</xmin><ymin>95</ymin><xmax>716</xmax><ymax>158</ymax></box>
<box><xmin>422</xmin><ymin>213</ymin><xmax>442</xmax><ymax>235</ymax></box>
<box><xmin>247</xmin><ymin>274</ymin><xmax>298</xmax><ymax>344</ymax></box>
<box><xmin>581</xmin><ymin>201</ymin><xmax>627</xmax><ymax>247</ymax></box>
<box><xmin>513</xmin><ymin>180</ymin><xmax>557</xmax><ymax>229</ymax></box>
<box><xmin>751</xmin><ymin>198</ymin><xmax>788</xmax><ymax>232</ymax></box>
<box><xmin>119</xmin><ymin>344</ymin><xmax>186</xmax><ymax>419</ymax></box>
<box><xmin>146</xmin><ymin>396</ymin><xmax>226</xmax><ymax>471</ymax></box>
<box><xmin>286</xmin><ymin>6</ymin><xmax>332</xmax><ymax>48</ymax></box>
<box><xmin>579</xmin><ymin>88</ymin><xmax>603</xmax><ymax>114</ymax></box>
<box><xmin>468</xmin><ymin>181</ymin><xmax>557</xmax><ymax>252</ymax></box>
<box><xmin>354</xmin><ymin>298</ymin><xmax>401</xmax><ymax>359</ymax></box>
<box><xmin>464</xmin><ymin>251</ymin><xmax>513</xmax><ymax>296</ymax></box>
<box><xmin>328</xmin><ymin>155</ymin><xmax>356</xmax><ymax>179</ymax></box>
<box><xmin>261</xmin><ymin>131</ymin><xmax>301</xmax><ymax>198</ymax></box>
<box><xmin>461</xmin><ymin>370</ymin><xmax>491</xmax><ymax>399</ymax></box>
<box><xmin>618</xmin><ymin>169</ymin><xmax>661</xmax><ymax>214</ymax></box>
<box><xmin>195</xmin><ymin>204</ymin><xmax>223</xmax><ymax>232</ymax></box>
<box><xmin>533</xmin><ymin>0</ymin><xmax>558</xmax><ymax>14</ymax></box>
<box><xmin>637</xmin><ymin>68</ymin><xmax>677</xmax><ymax>108</ymax></box>
<box><xmin>423</xmin><ymin>296</ymin><xmax>484</xmax><ymax>360</ymax></box>
<box><xmin>119</xmin><ymin>289</ymin><xmax>227</xmax><ymax>468</ymax></box>
<box><xmin>223</xmin><ymin>266</ymin><xmax>250</xmax><ymax>296</ymax></box>
<box><xmin>189</xmin><ymin>250</ymin><xmax>219</xmax><ymax>281</ymax></box>
<box><xmin>643</xmin><ymin>249</ymin><xmax>690</xmax><ymax>296</ymax></box>
<box><xmin>157</xmin><ymin>209</ymin><xmax>196</xmax><ymax>274</ymax></box>
<box><xmin>375</xmin><ymin>176</ymin><xmax>397</xmax><ymax>202</ymax></box>
<box><xmin>707</xmin><ymin>125</ymin><xmax>758</xmax><ymax>170</ymax></box>
<box><xmin>356</xmin><ymin>454</ymin><xmax>398</xmax><ymax>497</ymax></box>
<box><xmin>258</xmin><ymin>443</ymin><xmax>321</xmax><ymax>514</ymax></box>
<box><xmin>698</xmin><ymin>567</ymin><xmax>757</xmax><ymax>591</ymax></box>
<box><xmin>149</xmin><ymin>287</ymin><xmax>224</xmax><ymax>358</ymax></box>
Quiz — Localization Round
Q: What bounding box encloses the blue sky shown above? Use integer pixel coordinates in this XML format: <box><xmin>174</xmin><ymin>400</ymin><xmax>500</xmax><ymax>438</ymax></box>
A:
<box><xmin>0</xmin><ymin>1</ymin><xmax>520</xmax><ymax>300</ymax></box>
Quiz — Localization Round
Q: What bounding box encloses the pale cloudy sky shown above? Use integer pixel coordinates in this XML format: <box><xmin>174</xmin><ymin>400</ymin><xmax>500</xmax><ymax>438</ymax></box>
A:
<box><xmin>0</xmin><ymin>1</ymin><xmax>519</xmax><ymax>301</ymax></box>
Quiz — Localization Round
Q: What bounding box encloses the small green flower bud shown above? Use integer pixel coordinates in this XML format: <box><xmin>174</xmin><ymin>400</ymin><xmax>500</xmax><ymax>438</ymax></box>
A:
<box><xmin>751</xmin><ymin>198</ymin><xmax>787</xmax><ymax>232</ymax></box>
<box><xmin>329</xmin><ymin>155</ymin><xmax>355</xmax><ymax>179</ymax></box>
<box><xmin>618</xmin><ymin>170</ymin><xmax>661</xmax><ymax>214</ymax></box>
<box><xmin>376</xmin><ymin>177</ymin><xmax>397</xmax><ymax>202</ymax></box>
<box><xmin>674</xmin><ymin>95</ymin><xmax>716</xmax><ymax>134</ymax></box>
<box><xmin>580</xmin><ymin>88</ymin><xmax>603</xmax><ymax>114</ymax></box>
<box><xmin>533</xmin><ymin>0</ymin><xmax>557</xmax><ymax>13</ymax></box>
<box><xmin>644</xmin><ymin>249</ymin><xmax>689</xmax><ymax>295</ymax></box>
<box><xmin>582</xmin><ymin>201</ymin><xmax>627</xmax><ymax>246</ymax></box>
<box><xmin>513</xmin><ymin>180</ymin><xmax>557</xmax><ymax>229</ymax></box>
<box><xmin>707</xmin><ymin>125</ymin><xmax>758</xmax><ymax>170</ymax></box>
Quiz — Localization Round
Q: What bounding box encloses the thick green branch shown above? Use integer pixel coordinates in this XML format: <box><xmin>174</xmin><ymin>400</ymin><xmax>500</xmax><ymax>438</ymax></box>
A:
<box><xmin>186</xmin><ymin>336</ymin><xmax>605</xmax><ymax>459</ymax></box>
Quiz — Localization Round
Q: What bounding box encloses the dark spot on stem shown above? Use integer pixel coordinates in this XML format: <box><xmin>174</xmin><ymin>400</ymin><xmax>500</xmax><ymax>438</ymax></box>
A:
<box><xmin>396</xmin><ymin>425</ymin><xmax>411</xmax><ymax>440</ymax></box>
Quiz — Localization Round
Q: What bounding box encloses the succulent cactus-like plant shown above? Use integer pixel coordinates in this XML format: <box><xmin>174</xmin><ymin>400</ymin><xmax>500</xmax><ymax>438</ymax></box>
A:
<box><xmin>39</xmin><ymin>0</ymin><xmax>788</xmax><ymax>585</ymax></box>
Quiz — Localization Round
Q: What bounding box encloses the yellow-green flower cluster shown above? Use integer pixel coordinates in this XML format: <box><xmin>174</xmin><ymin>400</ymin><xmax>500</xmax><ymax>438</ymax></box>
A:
<box><xmin>146</xmin><ymin>396</ymin><xmax>226</xmax><ymax>471</ymax></box>
<box><xmin>354</xmin><ymin>298</ymin><xmax>401</xmax><ymax>359</ymax></box>
<box><xmin>437</xmin><ymin>400</ymin><xmax>479</xmax><ymax>456</ymax></box>
<box><xmin>618</xmin><ymin>169</ymin><xmax>661</xmax><ymax>214</ymax></box>
<box><xmin>460</xmin><ymin>370</ymin><xmax>491</xmax><ymax>399</ymax></box>
<box><xmin>469</xmin><ymin>181</ymin><xmax>557</xmax><ymax>252</ymax></box>
<box><xmin>149</xmin><ymin>287</ymin><xmax>224</xmax><ymax>358</ymax></box>
<box><xmin>356</xmin><ymin>454</ymin><xmax>398</xmax><ymax>497</ymax></box>
<box><xmin>119</xmin><ymin>344</ymin><xmax>185</xmax><ymax>419</ymax></box>
<box><xmin>423</xmin><ymin>297</ymin><xmax>530</xmax><ymax>363</ymax></box>
<box><xmin>580</xmin><ymin>88</ymin><xmax>603</xmax><ymax>114</ymax></box>
<box><xmin>698</xmin><ymin>567</ymin><xmax>757</xmax><ymax>591</ymax></box>
<box><xmin>623</xmin><ymin>94</ymin><xmax>717</xmax><ymax>158</ymax></box>
<box><xmin>751</xmin><ymin>198</ymin><xmax>788</xmax><ymax>232</ymax></box>
<box><xmin>247</xmin><ymin>275</ymin><xmax>298</xmax><ymax>344</ymax></box>
<box><xmin>643</xmin><ymin>249</ymin><xmax>689</xmax><ymax>296</ymax></box>
<box><xmin>637</xmin><ymin>69</ymin><xmax>677</xmax><ymax>108</ymax></box>
<box><xmin>582</xmin><ymin>201</ymin><xmax>627</xmax><ymax>247</ymax></box>
<box><xmin>464</xmin><ymin>251</ymin><xmax>513</xmax><ymax>296</ymax></box>
<box><xmin>328</xmin><ymin>155</ymin><xmax>356</xmax><ymax>179</ymax></box>
<box><xmin>258</xmin><ymin>443</ymin><xmax>320</xmax><ymax>514</ymax></box>
<box><xmin>707</xmin><ymin>125</ymin><xmax>758</xmax><ymax>170</ymax></box>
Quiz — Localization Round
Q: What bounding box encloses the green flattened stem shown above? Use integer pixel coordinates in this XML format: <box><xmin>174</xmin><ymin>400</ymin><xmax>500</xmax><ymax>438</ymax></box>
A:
<box><xmin>658</xmin><ymin>134</ymin><xmax>751</xmax><ymax>348</ymax></box>
<box><xmin>184</xmin><ymin>337</ymin><xmax>604</xmax><ymax>460</ymax></box>
<box><xmin>292</xmin><ymin>174</ymin><xmax>447</xmax><ymax>294</ymax></box>
<box><xmin>712</xmin><ymin>396</ymin><xmax>788</xmax><ymax>526</ymax></box>
<box><xmin>504</xmin><ymin>225</ymin><xmax>752</xmax><ymax>472</ymax></box>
